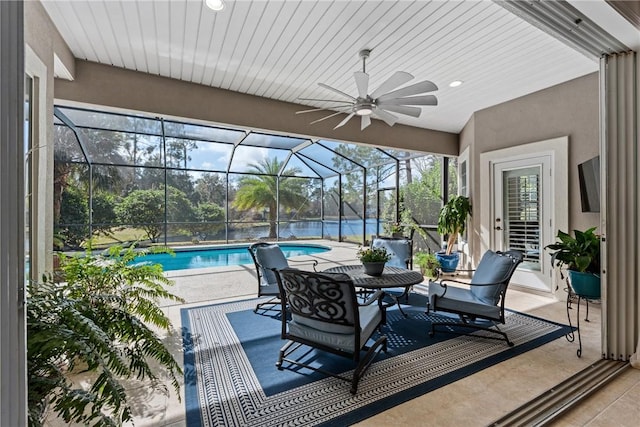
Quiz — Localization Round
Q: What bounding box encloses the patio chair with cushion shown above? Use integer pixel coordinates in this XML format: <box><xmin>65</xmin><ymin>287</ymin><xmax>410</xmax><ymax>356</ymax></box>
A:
<box><xmin>248</xmin><ymin>242</ymin><xmax>318</xmax><ymax>313</ymax></box>
<box><xmin>371</xmin><ymin>236</ymin><xmax>414</xmax><ymax>316</ymax></box>
<box><xmin>427</xmin><ymin>249</ymin><xmax>524</xmax><ymax>346</ymax></box>
<box><xmin>274</xmin><ymin>268</ymin><xmax>388</xmax><ymax>394</ymax></box>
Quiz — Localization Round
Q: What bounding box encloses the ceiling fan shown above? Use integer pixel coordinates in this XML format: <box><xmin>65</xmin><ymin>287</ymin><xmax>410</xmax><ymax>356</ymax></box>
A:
<box><xmin>297</xmin><ymin>49</ymin><xmax>438</xmax><ymax>131</ymax></box>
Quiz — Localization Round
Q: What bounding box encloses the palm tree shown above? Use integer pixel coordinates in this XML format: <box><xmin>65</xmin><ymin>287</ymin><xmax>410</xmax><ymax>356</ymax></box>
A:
<box><xmin>233</xmin><ymin>158</ymin><xmax>305</xmax><ymax>238</ymax></box>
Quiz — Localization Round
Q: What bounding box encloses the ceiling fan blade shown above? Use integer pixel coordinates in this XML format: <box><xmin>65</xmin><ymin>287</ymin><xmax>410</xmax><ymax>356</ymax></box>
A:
<box><xmin>310</xmin><ymin>110</ymin><xmax>347</xmax><ymax>125</ymax></box>
<box><xmin>372</xmin><ymin>109</ymin><xmax>399</xmax><ymax>127</ymax></box>
<box><xmin>354</xmin><ymin>71</ymin><xmax>369</xmax><ymax>98</ymax></box>
<box><xmin>296</xmin><ymin>108</ymin><xmax>331</xmax><ymax>114</ymax></box>
<box><xmin>379</xmin><ymin>105</ymin><xmax>422</xmax><ymax>118</ymax></box>
<box><xmin>318</xmin><ymin>83</ymin><xmax>357</xmax><ymax>101</ymax></box>
<box><xmin>297</xmin><ymin>97</ymin><xmax>353</xmax><ymax>104</ymax></box>
<box><xmin>361</xmin><ymin>115</ymin><xmax>371</xmax><ymax>130</ymax></box>
<box><xmin>370</xmin><ymin>71</ymin><xmax>414</xmax><ymax>99</ymax></box>
<box><xmin>334</xmin><ymin>113</ymin><xmax>355</xmax><ymax>129</ymax></box>
<box><xmin>377</xmin><ymin>94</ymin><xmax>438</xmax><ymax>106</ymax></box>
<box><xmin>376</xmin><ymin>80</ymin><xmax>438</xmax><ymax>102</ymax></box>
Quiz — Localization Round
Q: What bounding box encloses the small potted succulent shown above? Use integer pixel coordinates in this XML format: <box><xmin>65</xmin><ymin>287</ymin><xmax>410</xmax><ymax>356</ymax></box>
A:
<box><xmin>357</xmin><ymin>246</ymin><xmax>391</xmax><ymax>276</ymax></box>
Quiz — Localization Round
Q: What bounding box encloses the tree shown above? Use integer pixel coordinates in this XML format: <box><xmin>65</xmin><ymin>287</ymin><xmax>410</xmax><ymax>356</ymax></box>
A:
<box><xmin>116</xmin><ymin>189</ymin><xmax>165</xmax><ymax>243</ymax></box>
<box><xmin>57</xmin><ymin>185</ymin><xmax>89</xmax><ymax>248</ymax></box>
<box><xmin>53</xmin><ymin>114</ymin><xmax>132</xmax><ymax>223</ymax></box>
<box><xmin>91</xmin><ymin>191</ymin><xmax>118</xmax><ymax>237</ymax></box>
<box><xmin>188</xmin><ymin>203</ymin><xmax>225</xmax><ymax>240</ymax></box>
<box><xmin>402</xmin><ymin>158</ymin><xmax>443</xmax><ymax>227</ymax></box>
<box><xmin>232</xmin><ymin>158</ymin><xmax>305</xmax><ymax>238</ymax></box>
<box><xmin>165</xmin><ymin>186</ymin><xmax>195</xmax><ymax>224</ymax></box>
<box><xmin>195</xmin><ymin>173</ymin><xmax>226</xmax><ymax>206</ymax></box>
<box><xmin>330</xmin><ymin>144</ymin><xmax>396</xmax><ymax>221</ymax></box>
<box><xmin>53</xmin><ymin>125</ymin><xmax>84</xmax><ymax>224</ymax></box>
<box><xmin>115</xmin><ymin>186</ymin><xmax>195</xmax><ymax>243</ymax></box>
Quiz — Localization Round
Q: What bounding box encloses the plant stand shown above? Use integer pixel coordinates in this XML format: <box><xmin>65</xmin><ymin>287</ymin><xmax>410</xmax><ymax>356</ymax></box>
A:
<box><xmin>564</xmin><ymin>286</ymin><xmax>598</xmax><ymax>358</ymax></box>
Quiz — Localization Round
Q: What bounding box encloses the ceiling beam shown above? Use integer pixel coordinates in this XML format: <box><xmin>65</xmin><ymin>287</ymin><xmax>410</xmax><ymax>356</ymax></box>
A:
<box><xmin>54</xmin><ymin>60</ymin><xmax>459</xmax><ymax>156</ymax></box>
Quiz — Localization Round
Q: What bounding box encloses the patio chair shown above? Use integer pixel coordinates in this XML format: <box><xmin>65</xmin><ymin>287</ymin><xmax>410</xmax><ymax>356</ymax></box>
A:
<box><xmin>274</xmin><ymin>268</ymin><xmax>387</xmax><ymax>394</ymax></box>
<box><xmin>427</xmin><ymin>249</ymin><xmax>524</xmax><ymax>346</ymax></box>
<box><xmin>248</xmin><ymin>242</ymin><xmax>318</xmax><ymax>313</ymax></box>
<box><xmin>371</xmin><ymin>236</ymin><xmax>414</xmax><ymax>316</ymax></box>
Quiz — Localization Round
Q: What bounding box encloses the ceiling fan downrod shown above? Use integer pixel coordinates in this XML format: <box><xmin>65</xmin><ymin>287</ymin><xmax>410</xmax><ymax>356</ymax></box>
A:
<box><xmin>359</xmin><ymin>49</ymin><xmax>371</xmax><ymax>73</ymax></box>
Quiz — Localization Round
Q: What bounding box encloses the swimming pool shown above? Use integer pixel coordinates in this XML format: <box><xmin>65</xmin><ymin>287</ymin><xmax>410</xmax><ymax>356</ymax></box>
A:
<box><xmin>135</xmin><ymin>243</ymin><xmax>330</xmax><ymax>271</ymax></box>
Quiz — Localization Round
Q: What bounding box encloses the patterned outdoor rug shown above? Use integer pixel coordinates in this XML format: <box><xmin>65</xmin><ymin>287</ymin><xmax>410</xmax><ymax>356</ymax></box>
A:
<box><xmin>181</xmin><ymin>295</ymin><xmax>572</xmax><ymax>427</ymax></box>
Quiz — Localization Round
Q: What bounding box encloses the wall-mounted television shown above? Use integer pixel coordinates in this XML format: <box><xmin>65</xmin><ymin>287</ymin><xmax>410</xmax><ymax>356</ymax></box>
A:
<box><xmin>578</xmin><ymin>156</ymin><xmax>600</xmax><ymax>213</ymax></box>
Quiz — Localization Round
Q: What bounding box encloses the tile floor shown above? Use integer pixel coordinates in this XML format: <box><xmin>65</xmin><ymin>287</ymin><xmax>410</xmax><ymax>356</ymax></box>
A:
<box><xmin>47</xmin><ymin>241</ymin><xmax>640</xmax><ymax>426</ymax></box>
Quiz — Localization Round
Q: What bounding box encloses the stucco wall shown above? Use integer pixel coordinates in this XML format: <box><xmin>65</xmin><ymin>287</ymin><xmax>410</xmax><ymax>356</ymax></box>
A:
<box><xmin>459</xmin><ymin>113</ymin><xmax>474</xmax><ymax>156</ymax></box>
<box><xmin>463</xmin><ymin>72</ymin><xmax>600</xmax><ymax>262</ymax></box>
<box><xmin>24</xmin><ymin>1</ymin><xmax>74</xmax><ymax>276</ymax></box>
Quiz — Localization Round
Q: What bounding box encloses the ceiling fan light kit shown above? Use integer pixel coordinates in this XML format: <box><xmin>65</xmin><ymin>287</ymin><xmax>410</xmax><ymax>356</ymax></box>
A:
<box><xmin>298</xmin><ymin>49</ymin><xmax>438</xmax><ymax>131</ymax></box>
<box><xmin>354</xmin><ymin>103</ymin><xmax>374</xmax><ymax>116</ymax></box>
<box><xmin>204</xmin><ymin>0</ymin><xmax>225</xmax><ymax>11</ymax></box>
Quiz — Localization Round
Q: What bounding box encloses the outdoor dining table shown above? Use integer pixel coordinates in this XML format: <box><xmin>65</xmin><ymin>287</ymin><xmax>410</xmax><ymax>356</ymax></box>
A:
<box><xmin>323</xmin><ymin>265</ymin><xmax>424</xmax><ymax>290</ymax></box>
<box><xmin>323</xmin><ymin>265</ymin><xmax>424</xmax><ymax>316</ymax></box>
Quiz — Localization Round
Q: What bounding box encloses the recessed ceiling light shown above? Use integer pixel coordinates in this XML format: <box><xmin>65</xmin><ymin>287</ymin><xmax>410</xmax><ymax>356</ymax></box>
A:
<box><xmin>449</xmin><ymin>80</ymin><xmax>463</xmax><ymax>88</ymax></box>
<box><xmin>205</xmin><ymin>0</ymin><xmax>225</xmax><ymax>11</ymax></box>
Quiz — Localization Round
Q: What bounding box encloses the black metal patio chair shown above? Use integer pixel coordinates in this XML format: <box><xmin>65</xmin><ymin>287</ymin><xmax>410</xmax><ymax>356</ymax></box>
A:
<box><xmin>371</xmin><ymin>235</ymin><xmax>414</xmax><ymax>316</ymax></box>
<box><xmin>274</xmin><ymin>268</ymin><xmax>387</xmax><ymax>394</ymax></box>
<box><xmin>427</xmin><ymin>249</ymin><xmax>524</xmax><ymax>346</ymax></box>
<box><xmin>248</xmin><ymin>242</ymin><xmax>318</xmax><ymax>313</ymax></box>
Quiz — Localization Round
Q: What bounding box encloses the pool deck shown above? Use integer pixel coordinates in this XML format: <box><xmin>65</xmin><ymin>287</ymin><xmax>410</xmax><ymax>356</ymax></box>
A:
<box><xmin>161</xmin><ymin>239</ymin><xmax>367</xmax><ymax>307</ymax></box>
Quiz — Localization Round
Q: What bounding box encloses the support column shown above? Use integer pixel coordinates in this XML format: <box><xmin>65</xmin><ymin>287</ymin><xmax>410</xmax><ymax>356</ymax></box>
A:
<box><xmin>600</xmin><ymin>51</ymin><xmax>638</xmax><ymax>361</ymax></box>
<box><xmin>0</xmin><ymin>0</ymin><xmax>26</xmax><ymax>424</ymax></box>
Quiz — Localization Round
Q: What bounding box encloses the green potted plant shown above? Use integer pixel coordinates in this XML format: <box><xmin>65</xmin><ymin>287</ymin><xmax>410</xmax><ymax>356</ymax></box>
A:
<box><xmin>28</xmin><ymin>244</ymin><xmax>185</xmax><ymax>426</ymax></box>
<box><xmin>545</xmin><ymin>227</ymin><xmax>601</xmax><ymax>299</ymax></box>
<box><xmin>414</xmin><ymin>251</ymin><xmax>440</xmax><ymax>280</ymax></box>
<box><xmin>385</xmin><ymin>222</ymin><xmax>404</xmax><ymax>238</ymax></box>
<box><xmin>436</xmin><ymin>195</ymin><xmax>472</xmax><ymax>272</ymax></box>
<box><xmin>357</xmin><ymin>246</ymin><xmax>392</xmax><ymax>276</ymax></box>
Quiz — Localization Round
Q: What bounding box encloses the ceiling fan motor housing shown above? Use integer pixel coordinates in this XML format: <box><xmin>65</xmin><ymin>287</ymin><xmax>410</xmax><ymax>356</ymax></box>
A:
<box><xmin>354</xmin><ymin>98</ymin><xmax>375</xmax><ymax>116</ymax></box>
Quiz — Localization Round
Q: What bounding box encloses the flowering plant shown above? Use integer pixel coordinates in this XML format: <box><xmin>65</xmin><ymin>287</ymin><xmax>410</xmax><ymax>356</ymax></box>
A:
<box><xmin>356</xmin><ymin>246</ymin><xmax>391</xmax><ymax>263</ymax></box>
<box><xmin>384</xmin><ymin>222</ymin><xmax>403</xmax><ymax>235</ymax></box>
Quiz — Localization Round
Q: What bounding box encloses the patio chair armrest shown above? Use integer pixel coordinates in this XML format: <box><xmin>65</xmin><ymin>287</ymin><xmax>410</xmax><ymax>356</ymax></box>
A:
<box><xmin>451</xmin><ymin>268</ymin><xmax>476</xmax><ymax>275</ymax></box>
<box><xmin>429</xmin><ymin>280</ymin><xmax>449</xmax><ymax>298</ymax></box>
<box><xmin>359</xmin><ymin>290</ymin><xmax>385</xmax><ymax>307</ymax></box>
<box><xmin>288</xmin><ymin>258</ymin><xmax>319</xmax><ymax>271</ymax></box>
<box><xmin>437</xmin><ymin>278</ymin><xmax>471</xmax><ymax>288</ymax></box>
<box><xmin>461</xmin><ymin>281</ymin><xmax>507</xmax><ymax>287</ymax></box>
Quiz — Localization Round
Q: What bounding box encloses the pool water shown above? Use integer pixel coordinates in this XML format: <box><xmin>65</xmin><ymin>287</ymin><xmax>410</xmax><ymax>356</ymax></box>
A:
<box><xmin>134</xmin><ymin>243</ymin><xmax>329</xmax><ymax>271</ymax></box>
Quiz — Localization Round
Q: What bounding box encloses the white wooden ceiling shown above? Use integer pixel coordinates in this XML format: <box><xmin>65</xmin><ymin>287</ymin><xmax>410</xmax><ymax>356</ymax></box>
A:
<box><xmin>41</xmin><ymin>0</ymin><xmax>599</xmax><ymax>133</ymax></box>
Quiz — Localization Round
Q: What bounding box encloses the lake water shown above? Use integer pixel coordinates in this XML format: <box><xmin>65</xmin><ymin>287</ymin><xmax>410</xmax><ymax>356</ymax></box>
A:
<box><xmin>226</xmin><ymin>219</ymin><xmax>383</xmax><ymax>240</ymax></box>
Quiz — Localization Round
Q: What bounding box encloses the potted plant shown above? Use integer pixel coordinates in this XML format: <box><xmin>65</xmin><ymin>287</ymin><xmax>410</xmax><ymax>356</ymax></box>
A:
<box><xmin>414</xmin><ymin>251</ymin><xmax>440</xmax><ymax>280</ymax></box>
<box><xmin>545</xmin><ymin>227</ymin><xmax>601</xmax><ymax>299</ymax></box>
<box><xmin>436</xmin><ymin>195</ymin><xmax>472</xmax><ymax>272</ymax></box>
<box><xmin>385</xmin><ymin>222</ymin><xmax>404</xmax><ymax>238</ymax></box>
<box><xmin>357</xmin><ymin>246</ymin><xmax>391</xmax><ymax>276</ymax></box>
<box><xmin>28</xmin><ymin>244</ymin><xmax>185</xmax><ymax>426</ymax></box>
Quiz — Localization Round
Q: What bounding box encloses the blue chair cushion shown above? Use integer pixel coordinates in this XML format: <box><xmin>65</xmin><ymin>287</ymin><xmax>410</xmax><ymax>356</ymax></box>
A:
<box><xmin>372</xmin><ymin>238</ymin><xmax>411</xmax><ymax>269</ymax></box>
<box><xmin>470</xmin><ymin>251</ymin><xmax>515</xmax><ymax>305</ymax></box>
<box><xmin>255</xmin><ymin>244</ymin><xmax>289</xmax><ymax>286</ymax></box>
